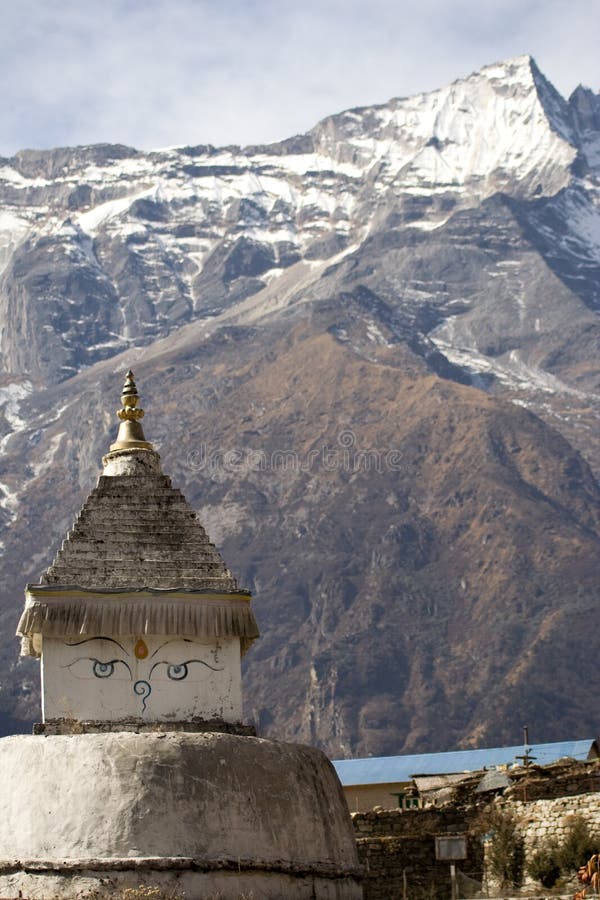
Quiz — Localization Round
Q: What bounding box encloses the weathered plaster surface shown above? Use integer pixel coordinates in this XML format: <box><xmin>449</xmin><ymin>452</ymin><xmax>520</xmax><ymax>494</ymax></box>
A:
<box><xmin>0</xmin><ymin>732</ymin><xmax>362</xmax><ymax>898</ymax></box>
<box><xmin>102</xmin><ymin>447</ymin><xmax>162</xmax><ymax>476</ymax></box>
<box><xmin>41</xmin><ymin>634</ymin><xmax>241</xmax><ymax>722</ymax></box>
<box><xmin>0</xmin><ymin>868</ymin><xmax>361</xmax><ymax>899</ymax></box>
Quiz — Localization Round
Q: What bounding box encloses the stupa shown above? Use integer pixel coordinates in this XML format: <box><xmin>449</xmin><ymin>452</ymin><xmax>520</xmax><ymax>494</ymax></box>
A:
<box><xmin>0</xmin><ymin>372</ymin><xmax>363</xmax><ymax>899</ymax></box>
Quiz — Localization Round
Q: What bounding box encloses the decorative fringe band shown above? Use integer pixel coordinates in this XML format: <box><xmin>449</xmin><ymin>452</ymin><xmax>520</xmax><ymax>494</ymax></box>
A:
<box><xmin>17</xmin><ymin>596</ymin><xmax>259</xmax><ymax>658</ymax></box>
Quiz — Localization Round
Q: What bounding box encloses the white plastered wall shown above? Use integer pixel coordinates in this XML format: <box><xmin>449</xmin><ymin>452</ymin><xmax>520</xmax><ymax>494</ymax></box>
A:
<box><xmin>41</xmin><ymin>634</ymin><xmax>242</xmax><ymax>723</ymax></box>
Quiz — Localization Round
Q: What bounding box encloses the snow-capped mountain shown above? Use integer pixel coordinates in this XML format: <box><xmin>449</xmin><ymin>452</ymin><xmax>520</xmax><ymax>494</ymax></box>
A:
<box><xmin>0</xmin><ymin>55</ymin><xmax>599</xmax><ymax>754</ymax></box>
<box><xmin>1</xmin><ymin>56</ymin><xmax>598</xmax><ymax>437</ymax></box>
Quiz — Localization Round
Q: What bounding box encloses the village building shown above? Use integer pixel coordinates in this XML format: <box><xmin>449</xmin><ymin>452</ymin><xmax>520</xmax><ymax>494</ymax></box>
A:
<box><xmin>0</xmin><ymin>372</ymin><xmax>363</xmax><ymax>899</ymax></box>
<box><xmin>333</xmin><ymin>739</ymin><xmax>599</xmax><ymax>813</ymax></box>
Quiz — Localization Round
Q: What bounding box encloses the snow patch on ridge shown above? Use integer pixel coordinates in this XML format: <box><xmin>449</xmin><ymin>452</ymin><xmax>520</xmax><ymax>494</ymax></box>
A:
<box><xmin>562</xmin><ymin>184</ymin><xmax>600</xmax><ymax>262</ymax></box>
<box><xmin>0</xmin><ymin>381</ymin><xmax>33</xmax><ymax>436</ymax></box>
<box><xmin>76</xmin><ymin>188</ymin><xmax>159</xmax><ymax>234</ymax></box>
<box><xmin>31</xmin><ymin>432</ymin><xmax>66</xmax><ymax>479</ymax></box>
<box><xmin>0</xmin><ymin>210</ymin><xmax>30</xmax><ymax>275</ymax></box>
<box><xmin>431</xmin><ymin>338</ymin><xmax>594</xmax><ymax>400</ymax></box>
<box><xmin>0</xmin><ymin>379</ymin><xmax>32</xmax><ymax>520</ymax></box>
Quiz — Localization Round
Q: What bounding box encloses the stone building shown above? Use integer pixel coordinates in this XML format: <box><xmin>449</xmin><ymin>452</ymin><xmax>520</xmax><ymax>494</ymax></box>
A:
<box><xmin>0</xmin><ymin>372</ymin><xmax>362</xmax><ymax>899</ymax></box>
<box><xmin>333</xmin><ymin>739</ymin><xmax>599</xmax><ymax>813</ymax></box>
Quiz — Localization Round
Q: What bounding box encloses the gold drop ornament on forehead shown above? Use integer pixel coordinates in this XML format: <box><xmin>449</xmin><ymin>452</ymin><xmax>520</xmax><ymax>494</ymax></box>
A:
<box><xmin>134</xmin><ymin>639</ymin><xmax>149</xmax><ymax>660</ymax></box>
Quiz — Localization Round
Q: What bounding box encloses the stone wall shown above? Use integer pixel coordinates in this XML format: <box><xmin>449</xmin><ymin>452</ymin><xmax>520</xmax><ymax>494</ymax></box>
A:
<box><xmin>350</xmin><ymin>790</ymin><xmax>600</xmax><ymax>898</ymax></box>
<box><xmin>352</xmin><ymin>806</ymin><xmax>483</xmax><ymax>899</ymax></box>
<box><xmin>507</xmin><ymin>791</ymin><xmax>600</xmax><ymax>852</ymax></box>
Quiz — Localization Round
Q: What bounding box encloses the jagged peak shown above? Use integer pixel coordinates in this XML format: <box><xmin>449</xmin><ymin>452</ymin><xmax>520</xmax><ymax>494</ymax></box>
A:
<box><xmin>307</xmin><ymin>53</ymin><xmax>576</xmax><ymax>198</ymax></box>
<box><xmin>314</xmin><ymin>53</ymin><xmax>572</xmax><ymax>140</ymax></box>
<box><xmin>528</xmin><ymin>59</ymin><xmax>573</xmax><ymax>143</ymax></box>
<box><xmin>569</xmin><ymin>84</ymin><xmax>600</xmax><ymax>135</ymax></box>
<box><xmin>569</xmin><ymin>83</ymin><xmax>600</xmax><ymax>103</ymax></box>
<box><xmin>446</xmin><ymin>55</ymin><xmax>572</xmax><ymax>143</ymax></box>
<box><xmin>476</xmin><ymin>53</ymin><xmax>537</xmax><ymax>81</ymax></box>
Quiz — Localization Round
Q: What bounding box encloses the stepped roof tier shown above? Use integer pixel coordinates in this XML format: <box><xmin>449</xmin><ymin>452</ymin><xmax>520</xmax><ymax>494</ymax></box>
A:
<box><xmin>40</xmin><ymin>470</ymin><xmax>238</xmax><ymax>591</ymax></box>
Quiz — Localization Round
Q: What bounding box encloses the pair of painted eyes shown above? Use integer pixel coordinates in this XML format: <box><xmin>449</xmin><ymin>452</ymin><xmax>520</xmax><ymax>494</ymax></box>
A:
<box><xmin>92</xmin><ymin>660</ymin><xmax>189</xmax><ymax>680</ymax></box>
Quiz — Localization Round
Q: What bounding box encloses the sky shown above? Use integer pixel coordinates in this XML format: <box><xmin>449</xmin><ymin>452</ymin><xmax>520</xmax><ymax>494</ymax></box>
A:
<box><xmin>0</xmin><ymin>0</ymin><xmax>598</xmax><ymax>157</ymax></box>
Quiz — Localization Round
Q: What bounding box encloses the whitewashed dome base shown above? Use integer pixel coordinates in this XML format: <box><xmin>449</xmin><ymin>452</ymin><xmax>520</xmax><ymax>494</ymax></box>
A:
<box><xmin>0</xmin><ymin>731</ymin><xmax>362</xmax><ymax>899</ymax></box>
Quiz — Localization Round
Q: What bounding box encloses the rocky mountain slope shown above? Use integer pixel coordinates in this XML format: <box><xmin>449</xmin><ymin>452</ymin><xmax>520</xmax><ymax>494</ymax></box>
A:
<box><xmin>0</xmin><ymin>55</ymin><xmax>599</xmax><ymax>755</ymax></box>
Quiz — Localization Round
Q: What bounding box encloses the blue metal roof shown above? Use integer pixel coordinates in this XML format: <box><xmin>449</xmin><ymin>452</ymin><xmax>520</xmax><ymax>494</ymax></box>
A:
<box><xmin>332</xmin><ymin>740</ymin><xmax>597</xmax><ymax>787</ymax></box>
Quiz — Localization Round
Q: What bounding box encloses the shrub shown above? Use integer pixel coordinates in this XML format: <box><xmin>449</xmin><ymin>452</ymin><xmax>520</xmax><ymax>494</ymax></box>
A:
<box><xmin>527</xmin><ymin>840</ymin><xmax>561</xmax><ymax>888</ymax></box>
<box><xmin>486</xmin><ymin>807</ymin><xmax>525</xmax><ymax>889</ymax></box>
<box><xmin>556</xmin><ymin>814</ymin><xmax>600</xmax><ymax>873</ymax></box>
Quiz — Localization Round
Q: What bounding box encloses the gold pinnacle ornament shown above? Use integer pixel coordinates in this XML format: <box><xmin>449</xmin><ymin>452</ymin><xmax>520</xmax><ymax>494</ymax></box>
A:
<box><xmin>109</xmin><ymin>370</ymin><xmax>153</xmax><ymax>452</ymax></box>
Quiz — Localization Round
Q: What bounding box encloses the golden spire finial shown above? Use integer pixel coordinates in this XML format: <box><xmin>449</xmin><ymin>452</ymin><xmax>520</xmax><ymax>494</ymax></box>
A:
<box><xmin>109</xmin><ymin>370</ymin><xmax>153</xmax><ymax>452</ymax></box>
<box><xmin>118</xmin><ymin>370</ymin><xmax>144</xmax><ymax>421</ymax></box>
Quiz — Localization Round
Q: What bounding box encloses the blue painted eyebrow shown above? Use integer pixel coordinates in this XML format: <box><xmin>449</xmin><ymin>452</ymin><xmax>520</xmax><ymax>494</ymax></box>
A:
<box><xmin>63</xmin><ymin>637</ymin><xmax>130</xmax><ymax>656</ymax></box>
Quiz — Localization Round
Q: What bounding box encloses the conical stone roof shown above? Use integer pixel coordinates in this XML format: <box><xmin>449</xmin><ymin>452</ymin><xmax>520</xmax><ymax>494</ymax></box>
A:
<box><xmin>41</xmin><ymin>471</ymin><xmax>237</xmax><ymax>591</ymax></box>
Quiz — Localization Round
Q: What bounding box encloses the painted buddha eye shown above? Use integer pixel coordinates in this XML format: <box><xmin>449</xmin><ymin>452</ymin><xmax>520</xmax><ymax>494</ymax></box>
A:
<box><xmin>148</xmin><ymin>658</ymin><xmax>224</xmax><ymax>681</ymax></box>
<box><xmin>63</xmin><ymin>655</ymin><xmax>131</xmax><ymax>681</ymax></box>
<box><xmin>93</xmin><ymin>660</ymin><xmax>115</xmax><ymax>678</ymax></box>
<box><xmin>167</xmin><ymin>663</ymin><xmax>188</xmax><ymax>681</ymax></box>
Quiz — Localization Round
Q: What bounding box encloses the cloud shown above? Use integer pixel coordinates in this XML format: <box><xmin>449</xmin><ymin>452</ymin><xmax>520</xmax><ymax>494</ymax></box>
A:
<box><xmin>0</xmin><ymin>0</ymin><xmax>598</xmax><ymax>155</ymax></box>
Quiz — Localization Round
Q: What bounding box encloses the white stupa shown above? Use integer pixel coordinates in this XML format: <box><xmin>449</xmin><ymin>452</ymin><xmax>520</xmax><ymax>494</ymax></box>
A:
<box><xmin>0</xmin><ymin>372</ymin><xmax>363</xmax><ymax>899</ymax></box>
